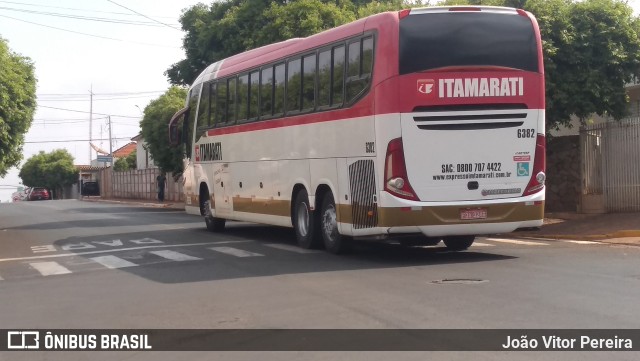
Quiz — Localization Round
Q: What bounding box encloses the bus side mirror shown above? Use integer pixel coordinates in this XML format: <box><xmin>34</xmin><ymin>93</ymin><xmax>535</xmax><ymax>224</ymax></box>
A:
<box><xmin>168</xmin><ymin>106</ymin><xmax>189</xmax><ymax>147</ymax></box>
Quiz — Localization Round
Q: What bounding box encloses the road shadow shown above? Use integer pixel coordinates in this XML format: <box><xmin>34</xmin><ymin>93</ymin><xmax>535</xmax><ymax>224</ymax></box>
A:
<box><xmin>50</xmin><ymin>222</ymin><xmax>516</xmax><ymax>284</ymax></box>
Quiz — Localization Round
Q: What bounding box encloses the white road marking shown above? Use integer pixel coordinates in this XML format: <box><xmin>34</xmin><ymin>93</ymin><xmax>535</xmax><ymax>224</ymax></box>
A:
<box><xmin>0</xmin><ymin>274</ymin><xmax>3</xmax><ymax>280</ymax></box>
<box><xmin>30</xmin><ymin>261</ymin><xmax>72</xmax><ymax>276</ymax></box>
<box><xmin>485</xmin><ymin>238</ymin><xmax>548</xmax><ymax>246</ymax></box>
<box><xmin>471</xmin><ymin>242</ymin><xmax>495</xmax><ymax>247</ymax></box>
<box><xmin>0</xmin><ymin>241</ymin><xmax>251</xmax><ymax>263</ymax></box>
<box><xmin>209</xmin><ymin>247</ymin><xmax>264</xmax><ymax>257</ymax></box>
<box><xmin>264</xmin><ymin>243</ymin><xmax>321</xmax><ymax>254</ymax></box>
<box><xmin>149</xmin><ymin>250</ymin><xmax>202</xmax><ymax>261</ymax></box>
<box><xmin>566</xmin><ymin>240</ymin><xmax>601</xmax><ymax>245</ymax></box>
<box><xmin>31</xmin><ymin>245</ymin><xmax>56</xmax><ymax>253</ymax></box>
<box><xmin>90</xmin><ymin>255</ymin><xmax>138</xmax><ymax>269</ymax></box>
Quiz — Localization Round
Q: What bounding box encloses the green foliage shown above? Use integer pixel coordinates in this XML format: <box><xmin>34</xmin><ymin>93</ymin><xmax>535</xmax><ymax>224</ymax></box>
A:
<box><xmin>19</xmin><ymin>149</ymin><xmax>78</xmax><ymax>199</ymax></box>
<box><xmin>140</xmin><ymin>87</ymin><xmax>188</xmax><ymax>177</ymax></box>
<box><xmin>114</xmin><ymin>150</ymin><xmax>137</xmax><ymax>172</ymax></box>
<box><xmin>0</xmin><ymin>37</ymin><xmax>37</xmax><ymax>177</ymax></box>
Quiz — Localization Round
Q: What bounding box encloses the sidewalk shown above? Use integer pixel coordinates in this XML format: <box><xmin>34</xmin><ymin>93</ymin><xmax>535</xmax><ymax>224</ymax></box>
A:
<box><xmin>509</xmin><ymin>212</ymin><xmax>640</xmax><ymax>246</ymax></box>
<box><xmin>81</xmin><ymin>196</ymin><xmax>185</xmax><ymax>210</ymax></box>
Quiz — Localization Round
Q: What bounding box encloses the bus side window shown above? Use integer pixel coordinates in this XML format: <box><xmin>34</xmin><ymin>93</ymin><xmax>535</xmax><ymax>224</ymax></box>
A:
<box><xmin>302</xmin><ymin>53</ymin><xmax>316</xmax><ymax>111</ymax></box>
<box><xmin>216</xmin><ymin>80</ymin><xmax>228</xmax><ymax>126</ymax></box>
<box><xmin>345</xmin><ymin>36</ymin><xmax>374</xmax><ymax>104</ymax></box>
<box><xmin>237</xmin><ymin>74</ymin><xmax>249</xmax><ymax>122</ymax></box>
<box><xmin>261</xmin><ymin>67</ymin><xmax>273</xmax><ymax>117</ymax></box>
<box><xmin>249</xmin><ymin>70</ymin><xmax>260</xmax><ymax>120</ymax></box>
<box><xmin>317</xmin><ymin>49</ymin><xmax>331</xmax><ymax>108</ymax></box>
<box><xmin>210</xmin><ymin>82</ymin><xmax>217</xmax><ymax>127</ymax></box>
<box><xmin>286</xmin><ymin>58</ymin><xmax>302</xmax><ymax>113</ymax></box>
<box><xmin>184</xmin><ymin>83</ymin><xmax>201</xmax><ymax>159</ymax></box>
<box><xmin>332</xmin><ymin>45</ymin><xmax>345</xmax><ymax>106</ymax></box>
<box><xmin>196</xmin><ymin>81</ymin><xmax>211</xmax><ymax>141</ymax></box>
<box><xmin>228</xmin><ymin>77</ymin><xmax>237</xmax><ymax>125</ymax></box>
<box><xmin>273</xmin><ymin>63</ymin><xmax>286</xmax><ymax>116</ymax></box>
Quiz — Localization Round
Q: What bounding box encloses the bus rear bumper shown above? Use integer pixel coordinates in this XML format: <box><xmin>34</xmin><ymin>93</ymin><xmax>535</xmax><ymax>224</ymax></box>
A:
<box><xmin>385</xmin><ymin>219</ymin><xmax>543</xmax><ymax>238</ymax></box>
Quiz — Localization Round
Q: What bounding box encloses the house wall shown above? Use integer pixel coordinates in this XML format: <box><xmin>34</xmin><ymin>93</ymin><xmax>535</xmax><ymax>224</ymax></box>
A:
<box><xmin>98</xmin><ymin>167</ymin><xmax>183</xmax><ymax>202</ymax></box>
<box><xmin>135</xmin><ymin>141</ymin><xmax>156</xmax><ymax>169</ymax></box>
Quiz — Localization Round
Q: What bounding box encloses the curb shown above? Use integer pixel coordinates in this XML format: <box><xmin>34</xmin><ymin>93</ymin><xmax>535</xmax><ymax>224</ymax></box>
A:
<box><xmin>510</xmin><ymin>229</ymin><xmax>640</xmax><ymax>241</ymax></box>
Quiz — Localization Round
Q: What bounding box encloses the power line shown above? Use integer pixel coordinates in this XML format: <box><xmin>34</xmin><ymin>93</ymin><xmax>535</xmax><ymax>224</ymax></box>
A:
<box><xmin>37</xmin><ymin>105</ymin><xmax>141</xmax><ymax>118</ymax></box>
<box><xmin>37</xmin><ymin>90</ymin><xmax>165</xmax><ymax>96</ymax></box>
<box><xmin>25</xmin><ymin>137</ymin><xmax>132</xmax><ymax>143</ymax></box>
<box><xmin>0</xmin><ymin>14</ymin><xmax>180</xmax><ymax>48</ymax></box>
<box><xmin>0</xmin><ymin>5</ymin><xmax>179</xmax><ymax>27</ymax></box>
<box><xmin>37</xmin><ymin>94</ymin><xmax>160</xmax><ymax>102</ymax></box>
<box><xmin>106</xmin><ymin>0</ymin><xmax>181</xmax><ymax>32</ymax></box>
<box><xmin>0</xmin><ymin>0</ymin><xmax>177</xmax><ymax>19</ymax></box>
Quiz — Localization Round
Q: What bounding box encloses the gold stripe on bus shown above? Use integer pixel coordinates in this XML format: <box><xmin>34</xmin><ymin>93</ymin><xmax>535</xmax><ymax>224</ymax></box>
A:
<box><xmin>338</xmin><ymin>202</ymin><xmax>543</xmax><ymax>227</ymax></box>
<box><xmin>232</xmin><ymin>197</ymin><xmax>290</xmax><ymax>217</ymax></box>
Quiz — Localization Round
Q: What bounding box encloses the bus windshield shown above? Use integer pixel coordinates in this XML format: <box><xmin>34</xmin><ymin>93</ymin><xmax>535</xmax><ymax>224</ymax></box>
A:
<box><xmin>399</xmin><ymin>11</ymin><xmax>538</xmax><ymax>74</ymax></box>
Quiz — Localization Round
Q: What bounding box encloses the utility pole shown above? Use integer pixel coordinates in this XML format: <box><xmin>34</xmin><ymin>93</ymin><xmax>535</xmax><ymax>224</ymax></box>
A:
<box><xmin>89</xmin><ymin>85</ymin><xmax>93</xmax><ymax>165</ymax></box>
<box><xmin>108</xmin><ymin>116</ymin><xmax>113</xmax><ymax>160</ymax></box>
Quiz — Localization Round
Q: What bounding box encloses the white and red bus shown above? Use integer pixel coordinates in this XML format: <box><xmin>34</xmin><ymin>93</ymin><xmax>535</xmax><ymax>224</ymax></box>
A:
<box><xmin>169</xmin><ymin>6</ymin><xmax>546</xmax><ymax>253</ymax></box>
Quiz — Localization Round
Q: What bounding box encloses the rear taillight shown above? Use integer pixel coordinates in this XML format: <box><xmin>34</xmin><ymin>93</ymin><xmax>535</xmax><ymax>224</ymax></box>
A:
<box><xmin>384</xmin><ymin>138</ymin><xmax>419</xmax><ymax>201</ymax></box>
<box><xmin>523</xmin><ymin>134</ymin><xmax>546</xmax><ymax>196</ymax></box>
<box><xmin>398</xmin><ymin>9</ymin><xmax>411</xmax><ymax>19</ymax></box>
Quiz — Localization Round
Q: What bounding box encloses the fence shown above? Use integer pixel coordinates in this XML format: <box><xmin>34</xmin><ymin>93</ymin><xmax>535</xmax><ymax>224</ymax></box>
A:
<box><xmin>580</xmin><ymin>117</ymin><xmax>640</xmax><ymax>212</ymax></box>
<box><xmin>98</xmin><ymin>167</ymin><xmax>184</xmax><ymax>202</ymax></box>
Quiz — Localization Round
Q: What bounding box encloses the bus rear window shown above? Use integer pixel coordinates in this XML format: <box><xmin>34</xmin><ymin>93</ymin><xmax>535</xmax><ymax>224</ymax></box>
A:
<box><xmin>399</xmin><ymin>12</ymin><xmax>538</xmax><ymax>74</ymax></box>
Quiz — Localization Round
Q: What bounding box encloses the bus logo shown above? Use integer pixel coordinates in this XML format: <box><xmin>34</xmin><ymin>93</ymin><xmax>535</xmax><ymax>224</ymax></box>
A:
<box><xmin>417</xmin><ymin>79</ymin><xmax>435</xmax><ymax>95</ymax></box>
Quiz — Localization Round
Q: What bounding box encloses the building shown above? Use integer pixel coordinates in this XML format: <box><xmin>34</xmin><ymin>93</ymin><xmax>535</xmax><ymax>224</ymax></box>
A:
<box><xmin>131</xmin><ymin>133</ymin><xmax>156</xmax><ymax>169</ymax></box>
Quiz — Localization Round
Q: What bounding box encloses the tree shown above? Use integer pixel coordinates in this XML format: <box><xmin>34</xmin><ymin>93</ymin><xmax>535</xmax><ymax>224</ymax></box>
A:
<box><xmin>114</xmin><ymin>150</ymin><xmax>137</xmax><ymax>172</ymax></box>
<box><xmin>19</xmin><ymin>149</ymin><xmax>78</xmax><ymax>199</ymax></box>
<box><xmin>0</xmin><ymin>37</ymin><xmax>37</xmax><ymax>177</ymax></box>
<box><xmin>140</xmin><ymin>86</ymin><xmax>188</xmax><ymax>177</ymax></box>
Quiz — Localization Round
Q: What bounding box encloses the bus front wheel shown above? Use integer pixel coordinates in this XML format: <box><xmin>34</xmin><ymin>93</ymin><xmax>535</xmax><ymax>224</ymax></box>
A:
<box><xmin>320</xmin><ymin>193</ymin><xmax>350</xmax><ymax>254</ymax></box>
<box><xmin>442</xmin><ymin>235</ymin><xmax>475</xmax><ymax>251</ymax></box>
<box><xmin>293</xmin><ymin>189</ymin><xmax>321</xmax><ymax>249</ymax></box>
<box><xmin>203</xmin><ymin>198</ymin><xmax>225</xmax><ymax>232</ymax></box>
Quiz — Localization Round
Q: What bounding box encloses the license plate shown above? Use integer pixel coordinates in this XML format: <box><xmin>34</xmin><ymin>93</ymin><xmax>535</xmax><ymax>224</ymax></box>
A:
<box><xmin>460</xmin><ymin>208</ymin><xmax>487</xmax><ymax>220</ymax></box>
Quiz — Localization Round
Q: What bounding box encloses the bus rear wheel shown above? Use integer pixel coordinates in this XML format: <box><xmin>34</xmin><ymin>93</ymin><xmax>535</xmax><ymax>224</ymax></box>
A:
<box><xmin>320</xmin><ymin>193</ymin><xmax>350</xmax><ymax>254</ymax></box>
<box><xmin>442</xmin><ymin>235</ymin><xmax>475</xmax><ymax>251</ymax></box>
<box><xmin>293</xmin><ymin>189</ymin><xmax>321</xmax><ymax>249</ymax></box>
<box><xmin>203</xmin><ymin>198</ymin><xmax>225</xmax><ymax>232</ymax></box>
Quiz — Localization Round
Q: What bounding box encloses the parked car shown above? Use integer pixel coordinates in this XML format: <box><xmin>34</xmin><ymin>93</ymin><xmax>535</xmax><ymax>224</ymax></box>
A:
<box><xmin>27</xmin><ymin>187</ymin><xmax>51</xmax><ymax>201</ymax></box>
<box><xmin>81</xmin><ymin>181</ymin><xmax>100</xmax><ymax>196</ymax></box>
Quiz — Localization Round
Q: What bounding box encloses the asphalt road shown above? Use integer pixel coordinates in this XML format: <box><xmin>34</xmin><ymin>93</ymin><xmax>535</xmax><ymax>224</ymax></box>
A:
<box><xmin>0</xmin><ymin>200</ymin><xmax>639</xmax><ymax>361</ymax></box>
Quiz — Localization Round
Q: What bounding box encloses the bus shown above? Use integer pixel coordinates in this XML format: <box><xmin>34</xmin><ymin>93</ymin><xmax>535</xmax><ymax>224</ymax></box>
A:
<box><xmin>169</xmin><ymin>6</ymin><xmax>546</xmax><ymax>254</ymax></box>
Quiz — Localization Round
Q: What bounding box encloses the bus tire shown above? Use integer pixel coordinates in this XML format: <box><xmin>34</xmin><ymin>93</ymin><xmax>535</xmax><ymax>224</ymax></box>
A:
<box><xmin>320</xmin><ymin>193</ymin><xmax>350</xmax><ymax>254</ymax></box>
<box><xmin>442</xmin><ymin>235</ymin><xmax>475</xmax><ymax>251</ymax></box>
<box><xmin>204</xmin><ymin>199</ymin><xmax>226</xmax><ymax>232</ymax></box>
<box><xmin>293</xmin><ymin>189</ymin><xmax>321</xmax><ymax>249</ymax></box>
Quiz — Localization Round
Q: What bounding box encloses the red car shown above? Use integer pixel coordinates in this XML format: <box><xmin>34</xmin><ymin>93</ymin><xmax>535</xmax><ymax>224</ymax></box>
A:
<box><xmin>27</xmin><ymin>187</ymin><xmax>50</xmax><ymax>201</ymax></box>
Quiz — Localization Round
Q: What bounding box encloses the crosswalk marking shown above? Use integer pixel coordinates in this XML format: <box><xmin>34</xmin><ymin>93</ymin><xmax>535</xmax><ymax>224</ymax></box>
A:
<box><xmin>264</xmin><ymin>243</ymin><xmax>321</xmax><ymax>254</ymax></box>
<box><xmin>149</xmin><ymin>250</ymin><xmax>202</xmax><ymax>261</ymax></box>
<box><xmin>30</xmin><ymin>261</ymin><xmax>72</xmax><ymax>276</ymax></box>
<box><xmin>471</xmin><ymin>242</ymin><xmax>495</xmax><ymax>247</ymax></box>
<box><xmin>484</xmin><ymin>238</ymin><xmax>548</xmax><ymax>246</ymax></box>
<box><xmin>209</xmin><ymin>247</ymin><xmax>264</xmax><ymax>258</ymax></box>
<box><xmin>567</xmin><ymin>240</ymin><xmax>601</xmax><ymax>245</ymax></box>
<box><xmin>89</xmin><ymin>255</ymin><xmax>138</xmax><ymax>269</ymax></box>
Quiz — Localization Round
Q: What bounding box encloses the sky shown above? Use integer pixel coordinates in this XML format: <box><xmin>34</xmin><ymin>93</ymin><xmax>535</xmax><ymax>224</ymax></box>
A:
<box><xmin>0</xmin><ymin>0</ymin><xmax>640</xmax><ymax>202</ymax></box>
<box><xmin>0</xmin><ymin>0</ymin><xmax>202</xmax><ymax>201</ymax></box>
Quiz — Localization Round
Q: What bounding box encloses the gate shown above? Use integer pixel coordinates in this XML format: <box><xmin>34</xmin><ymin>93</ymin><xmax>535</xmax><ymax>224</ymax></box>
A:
<box><xmin>580</xmin><ymin>117</ymin><xmax>640</xmax><ymax>212</ymax></box>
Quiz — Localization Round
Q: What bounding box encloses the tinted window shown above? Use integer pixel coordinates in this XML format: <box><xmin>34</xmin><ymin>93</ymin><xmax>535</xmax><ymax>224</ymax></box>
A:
<box><xmin>210</xmin><ymin>83</ymin><xmax>217</xmax><ymax>126</ymax></box>
<box><xmin>185</xmin><ymin>83</ymin><xmax>201</xmax><ymax>158</ymax></box>
<box><xmin>317</xmin><ymin>50</ymin><xmax>331</xmax><ymax>107</ymax></box>
<box><xmin>261</xmin><ymin>67</ymin><xmax>273</xmax><ymax>117</ymax></box>
<box><xmin>196</xmin><ymin>82</ymin><xmax>210</xmax><ymax>140</ymax></box>
<box><xmin>227</xmin><ymin>77</ymin><xmax>237</xmax><ymax>124</ymax></box>
<box><xmin>346</xmin><ymin>40</ymin><xmax>366</xmax><ymax>102</ymax></box>
<box><xmin>287</xmin><ymin>58</ymin><xmax>302</xmax><ymax>113</ymax></box>
<box><xmin>332</xmin><ymin>45</ymin><xmax>345</xmax><ymax>105</ymax></box>
<box><xmin>362</xmin><ymin>37</ymin><xmax>374</xmax><ymax>76</ymax></box>
<box><xmin>302</xmin><ymin>54</ymin><xmax>316</xmax><ymax>111</ymax></box>
<box><xmin>249</xmin><ymin>71</ymin><xmax>260</xmax><ymax>119</ymax></box>
<box><xmin>237</xmin><ymin>74</ymin><xmax>249</xmax><ymax>121</ymax></box>
<box><xmin>216</xmin><ymin>81</ymin><xmax>227</xmax><ymax>125</ymax></box>
<box><xmin>399</xmin><ymin>13</ymin><xmax>538</xmax><ymax>74</ymax></box>
<box><xmin>274</xmin><ymin>63</ymin><xmax>286</xmax><ymax>115</ymax></box>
